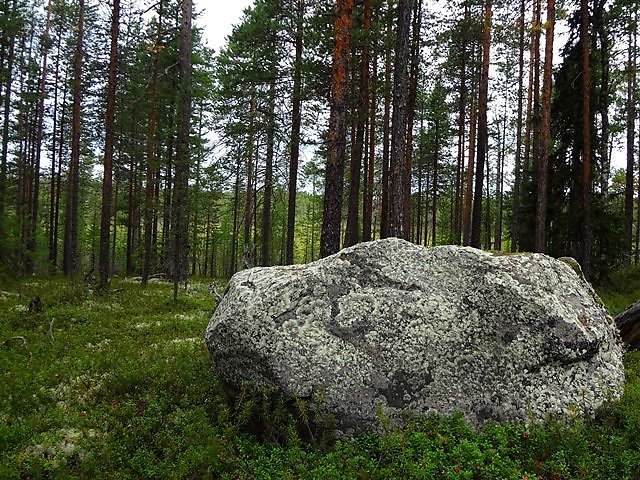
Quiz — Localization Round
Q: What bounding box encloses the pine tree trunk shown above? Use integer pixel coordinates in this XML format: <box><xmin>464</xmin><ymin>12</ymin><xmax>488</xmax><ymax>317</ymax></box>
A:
<box><xmin>581</xmin><ymin>0</ymin><xmax>592</xmax><ymax>278</ymax></box>
<box><xmin>454</xmin><ymin>2</ymin><xmax>469</xmax><ymax>245</ymax></box>
<box><xmin>462</xmin><ymin>67</ymin><xmax>477</xmax><ymax>247</ymax></box>
<box><xmin>99</xmin><ymin>0</ymin><xmax>120</xmax><ymax>291</ymax></box>
<box><xmin>625</xmin><ymin>7</ymin><xmax>637</xmax><ymax>265</ymax></box>
<box><xmin>470</xmin><ymin>0</ymin><xmax>491</xmax><ymax>249</ymax></box>
<box><xmin>48</xmin><ymin>21</ymin><xmax>63</xmax><ymax>271</ymax></box>
<box><xmin>24</xmin><ymin>0</ymin><xmax>53</xmax><ymax>274</ymax></box>
<box><xmin>63</xmin><ymin>0</ymin><xmax>84</xmax><ymax>278</ymax></box>
<box><xmin>404</xmin><ymin>0</ymin><xmax>422</xmax><ymax>237</ymax></box>
<box><xmin>380</xmin><ymin>0</ymin><xmax>393</xmax><ymax>239</ymax></box>
<box><xmin>363</xmin><ymin>51</ymin><xmax>377</xmax><ymax>242</ymax></box>
<box><xmin>431</xmin><ymin>119</ymin><xmax>439</xmax><ymax>247</ymax></box>
<box><xmin>170</xmin><ymin>0</ymin><xmax>193</xmax><ymax>301</ymax></box>
<box><xmin>243</xmin><ymin>94</ymin><xmax>256</xmax><ymax>267</ymax></box>
<box><xmin>345</xmin><ymin>0</ymin><xmax>371</xmax><ymax>248</ymax></box>
<box><xmin>388</xmin><ymin>0</ymin><xmax>412</xmax><ymax>239</ymax></box>
<box><xmin>511</xmin><ymin>0</ymin><xmax>525</xmax><ymax>252</ymax></box>
<box><xmin>230</xmin><ymin>155</ymin><xmax>241</xmax><ymax>276</ymax></box>
<box><xmin>52</xmin><ymin>78</ymin><xmax>67</xmax><ymax>270</ymax></box>
<box><xmin>143</xmin><ymin>0</ymin><xmax>163</xmax><ymax>284</ymax></box>
<box><xmin>534</xmin><ymin>0</ymin><xmax>554</xmax><ymax>253</ymax></box>
<box><xmin>285</xmin><ymin>0</ymin><xmax>304</xmax><ymax>264</ymax></box>
<box><xmin>320</xmin><ymin>0</ymin><xmax>353</xmax><ymax>257</ymax></box>
<box><xmin>595</xmin><ymin>4</ymin><xmax>610</xmax><ymax>195</ymax></box>
<box><xmin>262</xmin><ymin>77</ymin><xmax>276</xmax><ymax>266</ymax></box>
<box><xmin>0</xmin><ymin>0</ymin><xmax>17</xmax><ymax>221</ymax></box>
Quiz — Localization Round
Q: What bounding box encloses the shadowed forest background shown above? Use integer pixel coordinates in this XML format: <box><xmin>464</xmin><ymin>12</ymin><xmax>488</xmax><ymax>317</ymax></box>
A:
<box><xmin>0</xmin><ymin>0</ymin><xmax>639</xmax><ymax>289</ymax></box>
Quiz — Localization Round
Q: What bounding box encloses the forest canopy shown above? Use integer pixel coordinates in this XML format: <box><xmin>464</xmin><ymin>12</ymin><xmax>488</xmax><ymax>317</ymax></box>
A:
<box><xmin>0</xmin><ymin>0</ymin><xmax>638</xmax><ymax>290</ymax></box>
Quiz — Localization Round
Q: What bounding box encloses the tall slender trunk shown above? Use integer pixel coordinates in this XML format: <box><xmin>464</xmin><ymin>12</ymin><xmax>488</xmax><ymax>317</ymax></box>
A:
<box><xmin>0</xmin><ymin>0</ymin><xmax>17</xmax><ymax>220</ymax></box>
<box><xmin>462</xmin><ymin>65</ymin><xmax>477</xmax><ymax>246</ymax></box>
<box><xmin>143</xmin><ymin>0</ymin><xmax>163</xmax><ymax>284</ymax></box>
<box><xmin>285</xmin><ymin>0</ymin><xmax>304</xmax><ymax>264</ymax></box>
<box><xmin>48</xmin><ymin>21</ymin><xmax>63</xmax><ymax>270</ymax></box>
<box><xmin>596</xmin><ymin>5</ymin><xmax>610</xmax><ymax>195</ymax></box>
<box><xmin>625</xmin><ymin>6</ymin><xmax>637</xmax><ymax>264</ymax></box>
<box><xmin>170</xmin><ymin>0</ymin><xmax>193</xmax><ymax>301</ymax></box>
<box><xmin>191</xmin><ymin>104</ymin><xmax>203</xmax><ymax>276</ymax></box>
<box><xmin>363</xmin><ymin>52</ymin><xmax>377</xmax><ymax>242</ymax></box>
<box><xmin>230</xmin><ymin>154</ymin><xmax>241</xmax><ymax>275</ymax></box>
<box><xmin>243</xmin><ymin>94</ymin><xmax>256</xmax><ymax>267</ymax></box>
<box><xmin>99</xmin><ymin>0</ymin><xmax>120</xmax><ymax>291</ymax></box>
<box><xmin>511</xmin><ymin>0</ymin><xmax>525</xmax><ymax>252</ymax></box>
<box><xmin>63</xmin><ymin>0</ymin><xmax>84</xmax><ymax>277</ymax></box>
<box><xmin>380</xmin><ymin>0</ymin><xmax>393</xmax><ymax>238</ymax></box>
<box><xmin>471</xmin><ymin>0</ymin><xmax>492</xmax><ymax>249</ymax></box>
<box><xmin>345</xmin><ymin>0</ymin><xmax>372</xmax><ymax>247</ymax></box>
<box><xmin>404</xmin><ymin>0</ymin><xmax>422</xmax><ymax>237</ymax></box>
<box><xmin>388</xmin><ymin>0</ymin><xmax>412</xmax><ymax>239</ymax></box>
<box><xmin>24</xmin><ymin>0</ymin><xmax>53</xmax><ymax>274</ymax></box>
<box><xmin>126</xmin><ymin>149</ymin><xmax>136</xmax><ymax>275</ymax></box>
<box><xmin>262</xmin><ymin>77</ymin><xmax>276</xmax><ymax>266</ymax></box>
<box><xmin>580</xmin><ymin>0</ymin><xmax>592</xmax><ymax>278</ymax></box>
<box><xmin>320</xmin><ymin>0</ymin><xmax>353</xmax><ymax>257</ymax></box>
<box><xmin>454</xmin><ymin>2</ymin><xmax>469</xmax><ymax>245</ymax></box>
<box><xmin>431</xmin><ymin>119</ymin><xmax>439</xmax><ymax>246</ymax></box>
<box><xmin>534</xmin><ymin>0</ymin><xmax>554</xmax><ymax>253</ymax></box>
<box><xmin>494</xmin><ymin>110</ymin><xmax>506</xmax><ymax>251</ymax></box>
<box><xmin>52</xmin><ymin>75</ymin><xmax>67</xmax><ymax>270</ymax></box>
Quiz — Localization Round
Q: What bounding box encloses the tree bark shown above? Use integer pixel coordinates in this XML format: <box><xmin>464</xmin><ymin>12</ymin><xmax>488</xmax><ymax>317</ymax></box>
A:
<box><xmin>534</xmin><ymin>0</ymin><xmax>554</xmax><ymax>253</ymax></box>
<box><xmin>143</xmin><ymin>0</ymin><xmax>163</xmax><ymax>285</ymax></box>
<box><xmin>63</xmin><ymin>0</ymin><xmax>84</xmax><ymax>278</ymax></box>
<box><xmin>380</xmin><ymin>0</ymin><xmax>393</xmax><ymax>239</ymax></box>
<box><xmin>320</xmin><ymin>0</ymin><xmax>353</xmax><ymax>257</ymax></box>
<box><xmin>454</xmin><ymin>2</ymin><xmax>469</xmax><ymax>245</ymax></box>
<box><xmin>471</xmin><ymin>0</ymin><xmax>491</xmax><ymax>249</ymax></box>
<box><xmin>511</xmin><ymin>0</ymin><xmax>526</xmax><ymax>252</ymax></box>
<box><xmin>0</xmin><ymin>0</ymin><xmax>17</xmax><ymax>221</ymax></box>
<box><xmin>580</xmin><ymin>0</ymin><xmax>592</xmax><ymax>278</ymax></box>
<box><xmin>625</xmin><ymin>6</ymin><xmax>637</xmax><ymax>265</ymax></box>
<box><xmin>243</xmin><ymin>94</ymin><xmax>256</xmax><ymax>267</ymax></box>
<box><xmin>262</xmin><ymin>77</ymin><xmax>276</xmax><ymax>266</ymax></box>
<box><xmin>388</xmin><ymin>0</ymin><xmax>412</xmax><ymax>239</ymax></box>
<box><xmin>24</xmin><ymin>0</ymin><xmax>53</xmax><ymax>274</ymax></box>
<box><xmin>345</xmin><ymin>0</ymin><xmax>372</xmax><ymax>248</ymax></box>
<box><xmin>285</xmin><ymin>0</ymin><xmax>304</xmax><ymax>264</ymax></box>
<box><xmin>170</xmin><ymin>0</ymin><xmax>192</xmax><ymax>301</ymax></box>
<box><xmin>462</xmin><ymin>63</ymin><xmax>477</xmax><ymax>247</ymax></box>
<box><xmin>363</xmin><ymin>51</ymin><xmax>377</xmax><ymax>242</ymax></box>
<box><xmin>404</xmin><ymin>0</ymin><xmax>422</xmax><ymax>237</ymax></box>
<box><xmin>98</xmin><ymin>0</ymin><xmax>120</xmax><ymax>291</ymax></box>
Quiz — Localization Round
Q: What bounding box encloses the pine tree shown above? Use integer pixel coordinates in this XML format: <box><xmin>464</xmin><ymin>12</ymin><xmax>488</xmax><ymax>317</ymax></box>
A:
<box><xmin>320</xmin><ymin>0</ymin><xmax>353</xmax><ymax>257</ymax></box>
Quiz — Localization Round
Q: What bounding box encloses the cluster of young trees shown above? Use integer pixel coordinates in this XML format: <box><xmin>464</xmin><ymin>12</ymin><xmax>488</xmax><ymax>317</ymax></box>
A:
<box><xmin>0</xmin><ymin>0</ymin><xmax>638</xmax><ymax>288</ymax></box>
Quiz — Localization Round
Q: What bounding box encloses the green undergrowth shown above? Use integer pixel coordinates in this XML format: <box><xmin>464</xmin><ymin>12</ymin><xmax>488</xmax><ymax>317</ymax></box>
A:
<box><xmin>597</xmin><ymin>264</ymin><xmax>640</xmax><ymax>315</ymax></box>
<box><xmin>1</xmin><ymin>275</ymin><xmax>639</xmax><ymax>479</ymax></box>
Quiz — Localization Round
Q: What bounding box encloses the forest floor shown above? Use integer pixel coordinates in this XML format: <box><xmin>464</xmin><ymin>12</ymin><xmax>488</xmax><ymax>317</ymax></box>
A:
<box><xmin>0</xmin><ymin>274</ymin><xmax>639</xmax><ymax>479</ymax></box>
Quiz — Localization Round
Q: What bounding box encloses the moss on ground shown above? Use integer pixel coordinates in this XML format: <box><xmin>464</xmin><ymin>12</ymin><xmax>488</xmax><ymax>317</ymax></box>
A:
<box><xmin>0</xmin><ymin>275</ymin><xmax>639</xmax><ymax>479</ymax></box>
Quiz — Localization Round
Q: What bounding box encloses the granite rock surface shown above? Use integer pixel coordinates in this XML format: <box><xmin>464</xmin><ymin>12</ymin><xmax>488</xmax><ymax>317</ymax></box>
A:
<box><xmin>205</xmin><ymin>238</ymin><xmax>625</xmax><ymax>435</ymax></box>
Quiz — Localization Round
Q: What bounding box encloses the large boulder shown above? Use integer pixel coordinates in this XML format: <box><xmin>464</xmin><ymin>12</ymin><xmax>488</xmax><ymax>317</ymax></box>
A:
<box><xmin>205</xmin><ymin>238</ymin><xmax>624</xmax><ymax>436</ymax></box>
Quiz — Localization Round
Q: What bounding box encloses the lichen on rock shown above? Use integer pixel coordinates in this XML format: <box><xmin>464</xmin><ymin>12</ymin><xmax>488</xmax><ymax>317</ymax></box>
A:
<box><xmin>205</xmin><ymin>238</ymin><xmax>625</xmax><ymax>436</ymax></box>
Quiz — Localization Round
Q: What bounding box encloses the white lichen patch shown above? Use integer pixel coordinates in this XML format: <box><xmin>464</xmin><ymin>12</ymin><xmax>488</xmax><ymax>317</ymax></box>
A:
<box><xmin>150</xmin><ymin>337</ymin><xmax>201</xmax><ymax>350</ymax></box>
<box><xmin>84</xmin><ymin>338</ymin><xmax>111</xmax><ymax>351</ymax></box>
<box><xmin>53</xmin><ymin>373</ymin><xmax>112</xmax><ymax>408</ymax></box>
<box><xmin>133</xmin><ymin>321</ymin><xmax>163</xmax><ymax>329</ymax></box>
<box><xmin>21</xmin><ymin>427</ymin><xmax>102</xmax><ymax>466</ymax></box>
